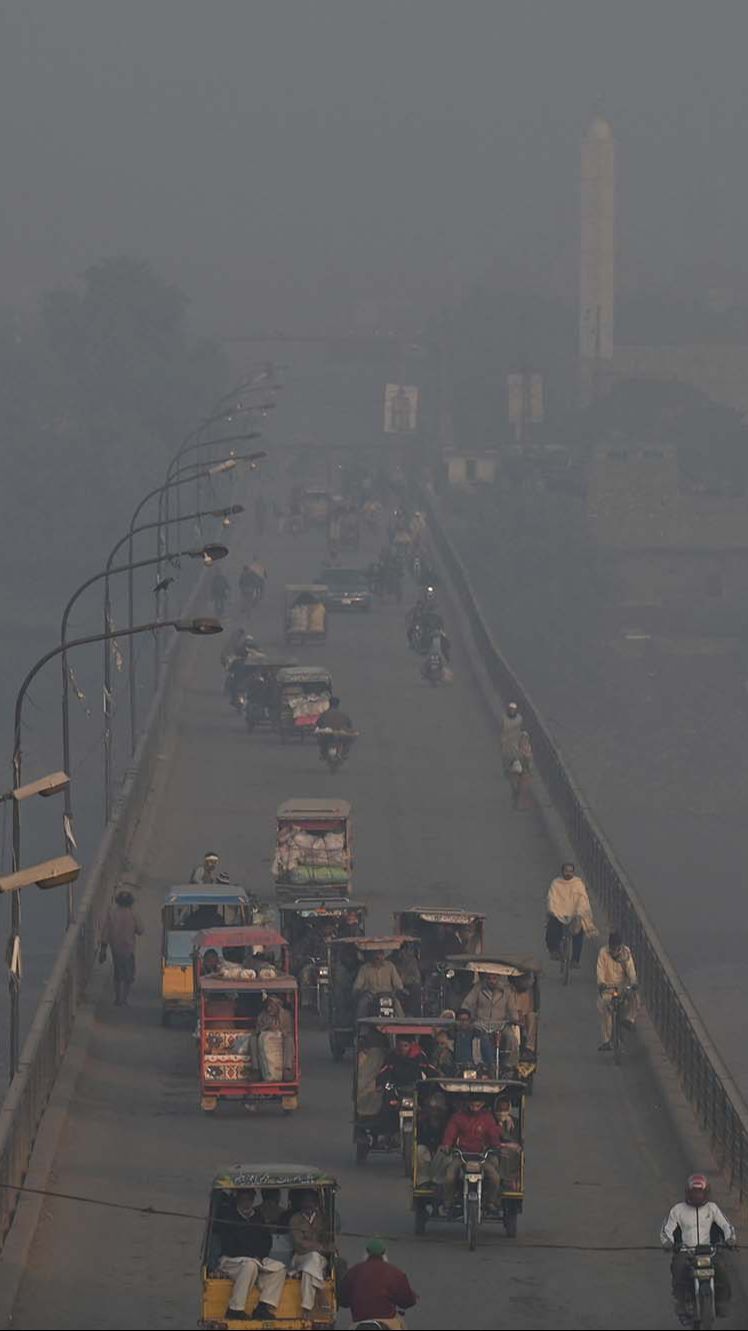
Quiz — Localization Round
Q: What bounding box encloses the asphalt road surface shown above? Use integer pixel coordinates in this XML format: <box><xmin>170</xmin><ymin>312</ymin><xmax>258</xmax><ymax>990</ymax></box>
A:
<box><xmin>8</xmin><ymin>514</ymin><xmax>743</xmax><ymax>1331</ymax></box>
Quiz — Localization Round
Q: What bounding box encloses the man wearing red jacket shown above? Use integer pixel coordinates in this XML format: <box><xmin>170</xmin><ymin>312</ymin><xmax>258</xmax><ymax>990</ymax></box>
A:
<box><xmin>440</xmin><ymin>1095</ymin><xmax>503</xmax><ymax>1213</ymax></box>
<box><xmin>339</xmin><ymin>1237</ymin><xmax>417</xmax><ymax>1329</ymax></box>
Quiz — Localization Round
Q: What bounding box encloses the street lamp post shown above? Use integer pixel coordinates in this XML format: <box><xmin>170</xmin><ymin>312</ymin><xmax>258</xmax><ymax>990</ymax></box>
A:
<box><xmin>7</xmin><ymin>614</ymin><xmax>222</xmax><ymax>1082</ymax></box>
<box><xmin>61</xmin><ymin>538</ymin><xmax>228</xmax><ymax>847</ymax></box>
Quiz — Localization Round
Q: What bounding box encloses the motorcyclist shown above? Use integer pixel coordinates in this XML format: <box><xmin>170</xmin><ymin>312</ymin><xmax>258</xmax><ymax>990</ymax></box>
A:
<box><xmin>210</xmin><ymin>569</ymin><xmax>229</xmax><ymax>616</ymax></box>
<box><xmin>596</xmin><ymin>931</ymin><xmax>638</xmax><ymax>1052</ymax></box>
<box><xmin>239</xmin><ymin>563</ymin><xmax>263</xmax><ymax>610</ymax></box>
<box><xmin>545</xmin><ymin>862</ymin><xmax>597</xmax><ymax>966</ymax></box>
<box><xmin>339</xmin><ymin>1237</ymin><xmax>418</xmax><ymax>1330</ymax></box>
<box><xmin>660</xmin><ymin>1174</ymin><xmax>735</xmax><ymax>1321</ymax></box>
<box><xmin>190</xmin><ymin>851</ymin><xmax>220</xmax><ymax>884</ymax></box>
<box><xmin>315</xmin><ymin>695</ymin><xmax>354</xmax><ymax>760</ymax></box>
<box><xmin>438</xmin><ymin>1096</ymin><xmax>503</xmax><ymax>1216</ymax></box>
<box><xmin>221</xmin><ymin>624</ymin><xmax>247</xmax><ymax>668</ymax></box>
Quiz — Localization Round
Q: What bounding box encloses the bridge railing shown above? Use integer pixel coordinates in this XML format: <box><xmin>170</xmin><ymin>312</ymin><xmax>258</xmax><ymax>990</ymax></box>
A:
<box><xmin>0</xmin><ymin>612</ymin><xmax>193</xmax><ymax>1249</ymax></box>
<box><xmin>425</xmin><ymin>488</ymin><xmax>748</xmax><ymax>1197</ymax></box>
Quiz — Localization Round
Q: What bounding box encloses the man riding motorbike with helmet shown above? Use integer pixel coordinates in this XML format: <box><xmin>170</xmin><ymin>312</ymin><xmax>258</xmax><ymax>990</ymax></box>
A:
<box><xmin>660</xmin><ymin>1174</ymin><xmax>736</xmax><ymax>1322</ymax></box>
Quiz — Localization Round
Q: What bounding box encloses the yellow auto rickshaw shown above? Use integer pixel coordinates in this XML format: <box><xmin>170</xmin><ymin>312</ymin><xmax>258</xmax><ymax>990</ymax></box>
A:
<box><xmin>200</xmin><ymin>1164</ymin><xmax>339</xmax><ymax>1328</ymax></box>
<box><xmin>160</xmin><ymin>885</ymin><xmax>252</xmax><ymax>1025</ymax></box>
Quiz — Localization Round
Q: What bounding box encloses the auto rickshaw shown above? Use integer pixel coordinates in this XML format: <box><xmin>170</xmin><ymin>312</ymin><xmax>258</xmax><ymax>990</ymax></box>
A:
<box><xmin>275</xmin><ymin>666</ymin><xmax>333</xmax><ymax>742</ymax></box>
<box><xmin>392</xmin><ymin>907</ymin><xmax>486</xmax><ymax>1014</ymax></box>
<box><xmin>160</xmin><ymin>886</ymin><xmax>253</xmax><ymax>1026</ymax></box>
<box><xmin>273</xmin><ymin>799</ymin><xmax>352</xmax><ymax>899</ymax></box>
<box><xmin>411</xmin><ymin>1077</ymin><xmax>526</xmax><ymax>1247</ymax></box>
<box><xmin>444</xmin><ymin>954</ymin><xmax>541</xmax><ymax>1089</ymax></box>
<box><xmin>278</xmin><ymin>900</ymin><xmax>366</xmax><ymax>1013</ymax></box>
<box><xmin>283</xmin><ymin>587</ymin><xmax>328</xmax><ymax>645</ymax></box>
<box><xmin>301</xmin><ymin>487</ymin><xmax>331</xmax><ymax>528</ymax></box>
<box><xmin>353</xmin><ymin>1016</ymin><xmax>456</xmax><ymax>1172</ymax></box>
<box><xmin>200</xmin><ymin>1164</ymin><xmax>339</xmax><ymax>1328</ymax></box>
<box><xmin>242</xmin><ymin>655</ymin><xmax>298</xmax><ymax>732</ymax></box>
<box><xmin>326</xmin><ymin>934</ymin><xmax>417</xmax><ymax>1060</ymax></box>
<box><xmin>195</xmin><ymin>932</ymin><xmax>299</xmax><ymax>1113</ymax></box>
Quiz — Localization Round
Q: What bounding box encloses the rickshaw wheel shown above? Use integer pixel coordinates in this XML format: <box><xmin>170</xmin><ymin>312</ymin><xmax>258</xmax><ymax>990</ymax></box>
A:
<box><xmin>402</xmin><ymin>1132</ymin><xmax>414</xmax><ymax>1178</ymax></box>
<box><xmin>503</xmin><ymin>1201</ymin><xmax>519</xmax><ymax>1238</ymax></box>
<box><xmin>200</xmin><ymin>1096</ymin><xmax>218</xmax><ymax>1113</ymax></box>
<box><xmin>355</xmin><ymin>1137</ymin><xmax>369</xmax><ymax>1165</ymax></box>
<box><xmin>414</xmin><ymin>1201</ymin><xmax>427</xmax><ymax>1235</ymax></box>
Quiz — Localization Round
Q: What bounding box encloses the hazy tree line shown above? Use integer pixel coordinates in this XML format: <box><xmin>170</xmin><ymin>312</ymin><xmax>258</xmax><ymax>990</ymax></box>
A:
<box><xmin>0</xmin><ymin>257</ymin><xmax>230</xmax><ymax>587</ymax></box>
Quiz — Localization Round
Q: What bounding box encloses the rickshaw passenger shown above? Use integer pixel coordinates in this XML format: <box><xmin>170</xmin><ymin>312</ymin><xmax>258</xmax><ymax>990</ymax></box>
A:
<box><xmin>353</xmin><ymin>949</ymin><xmax>405</xmax><ymax>1018</ymax></box>
<box><xmin>287</xmin><ymin>1191</ymin><xmax>332</xmax><ymax>1316</ymax></box>
<box><xmin>394</xmin><ymin>942</ymin><xmax>422</xmax><ymax>1015</ymax></box>
<box><xmin>440</xmin><ymin>1096</ymin><xmax>503</xmax><ymax>1212</ymax></box>
<box><xmin>433</xmin><ymin>1027</ymin><xmax>457</xmax><ymax>1075</ymax></box>
<box><xmin>416</xmin><ymin>1092</ymin><xmax>450</xmax><ymax>1183</ymax></box>
<box><xmin>215</xmin><ymin>1188</ymin><xmax>288</xmax><ymax>1318</ymax></box>
<box><xmin>510</xmin><ymin>972</ymin><xmax>538</xmax><ymax>1058</ymax></box>
<box><xmin>332</xmin><ymin>947</ymin><xmax>357</xmax><ymax>1024</ymax></box>
<box><xmin>356</xmin><ymin>1030</ymin><xmax>387</xmax><ymax>1116</ymax></box>
<box><xmin>257</xmin><ymin>1189</ymin><xmax>293</xmax><ymax>1264</ymax></box>
<box><xmin>182</xmin><ymin>904</ymin><xmax>223</xmax><ymax>931</ymax></box>
<box><xmin>453</xmin><ymin>1007</ymin><xmax>481</xmax><ymax>1070</ymax></box>
<box><xmin>257</xmin><ymin>995</ymin><xmax>295</xmax><ymax>1080</ymax></box>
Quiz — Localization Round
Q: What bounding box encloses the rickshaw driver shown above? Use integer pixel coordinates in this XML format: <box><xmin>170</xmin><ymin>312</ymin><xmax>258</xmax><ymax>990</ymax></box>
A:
<box><xmin>376</xmin><ymin>1036</ymin><xmax>435</xmax><ymax>1093</ymax></box>
<box><xmin>463</xmin><ymin>972</ymin><xmax>520</xmax><ymax>1069</ymax></box>
<box><xmin>394</xmin><ymin>942</ymin><xmax>422</xmax><ymax>1014</ymax></box>
<box><xmin>215</xmin><ymin>1187</ymin><xmax>288</xmax><ymax>1320</ymax></box>
<box><xmin>353</xmin><ymin>950</ymin><xmax>406</xmax><ymax>1018</ymax></box>
<box><xmin>415</xmin><ymin>1091</ymin><xmax>450</xmax><ymax>1184</ymax></box>
<box><xmin>439</xmin><ymin>1096</ymin><xmax>503</xmax><ymax>1215</ymax></box>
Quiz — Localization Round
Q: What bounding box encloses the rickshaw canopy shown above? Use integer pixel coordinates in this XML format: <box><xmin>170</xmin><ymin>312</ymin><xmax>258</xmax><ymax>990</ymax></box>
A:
<box><xmin>199</xmin><ymin>975</ymin><xmax>298</xmax><ymax>994</ymax></box>
<box><xmin>196</xmin><ymin>926</ymin><xmax>288</xmax><ymax>952</ymax></box>
<box><xmin>276</xmin><ymin>665</ymin><xmax>332</xmax><ymax>687</ymax></box>
<box><xmin>446</xmin><ymin>953</ymin><xmax>542</xmax><ymax>976</ymax></box>
<box><xmin>398</xmin><ymin>906</ymin><xmax>485</xmax><ymax>927</ymax></box>
<box><xmin>277</xmin><ymin>798</ymin><xmax>350</xmax><ymax>821</ymax></box>
<box><xmin>356</xmin><ymin>1015</ymin><xmax>456</xmax><ymax>1036</ymax></box>
<box><xmin>279</xmin><ymin>900</ymin><xmax>365</xmax><ymax>918</ymax></box>
<box><xmin>283</xmin><ymin>586</ymin><xmax>328</xmax><ymax>601</ymax></box>
<box><xmin>211</xmin><ymin>1163</ymin><xmax>337</xmax><ymax>1190</ymax></box>
<box><xmin>162</xmin><ymin>886</ymin><xmax>250</xmax><ymax>909</ymax></box>
<box><xmin>342</xmin><ymin>934</ymin><xmax>417</xmax><ymax>953</ymax></box>
<box><xmin>416</xmin><ymin>1076</ymin><xmax>527</xmax><ymax>1098</ymax></box>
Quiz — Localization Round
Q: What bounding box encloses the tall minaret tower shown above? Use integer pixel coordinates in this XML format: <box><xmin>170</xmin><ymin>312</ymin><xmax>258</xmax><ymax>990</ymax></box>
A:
<box><xmin>580</xmin><ymin>116</ymin><xmax>615</xmax><ymax>401</ymax></box>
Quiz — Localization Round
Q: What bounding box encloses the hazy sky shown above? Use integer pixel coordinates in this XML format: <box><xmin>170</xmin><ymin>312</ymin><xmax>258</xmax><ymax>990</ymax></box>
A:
<box><xmin>2</xmin><ymin>2</ymin><xmax>748</xmax><ymax>336</ymax></box>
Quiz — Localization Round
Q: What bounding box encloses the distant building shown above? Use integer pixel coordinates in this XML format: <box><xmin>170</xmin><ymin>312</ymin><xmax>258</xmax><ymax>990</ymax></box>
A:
<box><xmin>443</xmin><ymin>450</ymin><xmax>499</xmax><ymax>487</ymax></box>
<box><xmin>586</xmin><ymin>438</ymin><xmax>748</xmax><ymax>622</ymax></box>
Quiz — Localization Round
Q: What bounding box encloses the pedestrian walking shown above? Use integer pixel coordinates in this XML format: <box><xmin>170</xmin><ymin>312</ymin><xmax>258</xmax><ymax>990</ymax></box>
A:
<box><xmin>100</xmin><ymin>889</ymin><xmax>144</xmax><ymax>1005</ymax></box>
<box><xmin>510</xmin><ymin>730</ymin><xmax>534</xmax><ymax>811</ymax></box>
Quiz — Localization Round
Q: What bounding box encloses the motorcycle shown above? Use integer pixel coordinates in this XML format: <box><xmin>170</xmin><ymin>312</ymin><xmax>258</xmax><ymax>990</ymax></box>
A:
<box><xmin>678</xmin><ymin>1245</ymin><xmax>721</xmax><ymax>1330</ymax></box>
<box><xmin>455</xmin><ymin>1148</ymin><xmax>493</xmax><ymax>1251</ymax></box>
<box><xmin>317</xmin><ymin>727</ymin><xmax>357</xmax><ymax>773</ymax></box>
<box><xmin>380</xmin><ymin>1081</ymin><xmax>416</xmax><ymax>1177</ymax></box>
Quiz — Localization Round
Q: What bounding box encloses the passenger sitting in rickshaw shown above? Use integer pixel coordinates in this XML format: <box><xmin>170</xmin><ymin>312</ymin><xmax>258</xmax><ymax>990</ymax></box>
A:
<box><xmin>462</xmin><ymin>972</ymin><xmax>520</xmax><ymax>1071</ymax></box>
<box><xmin>285</xmin><ymin>1189</ymin><xmax>334</xmax><ymax>1320</ymax></box>
<box><xmin>495</xmin><ymin>1095</ymin><xmax>518</xmax><ymax>1139</ymax></box>
<box><xmin>353</xmin><ymin>949</ymin><xmax>406</xmax><ymax>1018</ymax></box>
<box><xmin>433</xmin><ymin>1027</ymin><xmax>457</xmax><ymax>1075</ymax></box>
<box><xmin>453</xmin><ymin>1007</ymin><xmax>484</xmax><ymax>1072</ymax></box>
<box><xmin>510</xmin><ymin>971</ymin><xmax>538</xmax><ymax>1063</ymax></box>
<box><xmin>214</xmin><ymin>1186</ymin><xmax>289</xmax><ymax>1320</ymax></box>
<box><xmin>415</xmin><ymin>1090</ymin><xmax>450</xmax><ymax>1184</ymax></box>
<box><xmin>439</xmin><ymin>1096</ymin><xmax>503</xmax><ymax>1216</ymax></box>
<box><xmin>394</xmin><ymin>941</ymin><xmax>422</xmax><ymax>1015</ymax></box>
<box><xmin>257</xmin><ymin>994</ymin><xmax>295</xmax><ymax>1081</ymax></box>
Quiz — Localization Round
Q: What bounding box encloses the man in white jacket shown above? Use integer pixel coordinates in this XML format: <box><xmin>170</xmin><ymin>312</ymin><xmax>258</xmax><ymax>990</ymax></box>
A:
<box><xmin>545</xmin><ymin>863</ymin><xmax>596</xmax><ymax>966</ymax></box>
<box><xmin>661</xmin><ymin>1174</ymin><xmax>735</xmax><ymax>1320</ymax></box>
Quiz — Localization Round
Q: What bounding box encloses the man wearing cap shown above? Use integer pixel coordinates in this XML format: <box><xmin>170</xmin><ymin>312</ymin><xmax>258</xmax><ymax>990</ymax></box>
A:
<box><xmin>191</xmin><ymin>851</ymin><xmax>220</xmax><ymax>884</ymax></box>
<box><xmin>339</xmin><ymin>1238</ymin><xmax>418</xmax><ymax>1329</ymax></box>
